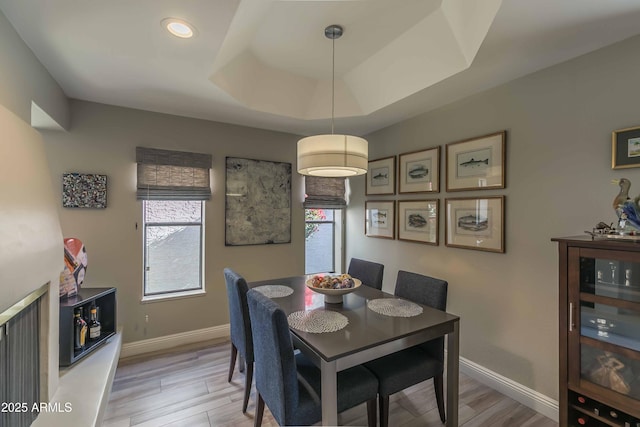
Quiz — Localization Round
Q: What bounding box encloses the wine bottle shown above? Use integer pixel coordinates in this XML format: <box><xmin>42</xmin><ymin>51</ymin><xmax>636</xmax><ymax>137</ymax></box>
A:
<box><xmin>88</xmin><ymin>304</ymin><xmax>101</xmax><ymax>340</ymax></box>
<box><xmin>73</xmin><ymin>308</ymin><xmax>87</xmax><ymax>351</ymax></box>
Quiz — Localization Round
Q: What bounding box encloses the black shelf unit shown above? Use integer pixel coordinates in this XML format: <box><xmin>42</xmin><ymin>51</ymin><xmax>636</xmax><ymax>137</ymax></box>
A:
<box><xmin>59</xmin><ymin>287</ymin><xmax>116</xmax><ymax>366</ymax></box>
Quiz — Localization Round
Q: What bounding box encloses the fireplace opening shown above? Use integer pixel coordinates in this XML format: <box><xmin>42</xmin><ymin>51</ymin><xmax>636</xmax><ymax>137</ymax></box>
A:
<box><xmin>0</xmin><ymin>283</ymin><xmax>48</xmax><ymax>427</ymax></box>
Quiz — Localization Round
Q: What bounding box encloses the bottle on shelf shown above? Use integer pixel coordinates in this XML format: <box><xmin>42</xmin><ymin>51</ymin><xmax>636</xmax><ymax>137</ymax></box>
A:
<box><xmin>88</xmin><ymin>303</ymin><xmax>101</xmax><ymax>340</ymax></box>
<box><xmin>73</xmin><ymin>308</ymin><xmax>87</xmax><ymax>351</ymax></box>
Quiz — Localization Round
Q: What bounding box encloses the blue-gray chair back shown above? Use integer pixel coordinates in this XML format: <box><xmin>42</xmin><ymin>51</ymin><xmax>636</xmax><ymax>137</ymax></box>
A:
<box><xmin>247</xmin><ymin>289</ymin><xmax>300</xmax><ymax>425</ymax></box>
<box><xmin>347</xmin><ymin>258</ymin><xmax>384</xmax><ymax>290</ymax></box>
<box><xmin>224</xmin><ymin>268</ymin><xmax>254</xmax><ymax>364</ymax></box>
<box><xmin>223</xmin><ymin>268</ymin><xmax>254</xmax><ymax>413</ymax></box>
<box><xmin>395</xmin><ymin>270</ymin><xmax>447</xmax><ymax>310</ymax></box>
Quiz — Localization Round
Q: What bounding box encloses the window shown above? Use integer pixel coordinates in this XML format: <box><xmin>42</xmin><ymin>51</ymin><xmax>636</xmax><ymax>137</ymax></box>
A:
<box><xmin>305</xmin><ymin>208</ymin><xmax>343</xmax><ymax>274</ymax></box>
<box><xmin>303</xmin><ymin>176</ymin><xmax>347</xmax><ymax>275</ymax></box>
<box><xmin>143</xmin><ymin>200</ymin><xmax>204</xmax><ymax>296</ymax></box>
<box><xmin>136</xmin><ymin>147</ymin><xmax>212</xmax><ymax>300</ymax></box>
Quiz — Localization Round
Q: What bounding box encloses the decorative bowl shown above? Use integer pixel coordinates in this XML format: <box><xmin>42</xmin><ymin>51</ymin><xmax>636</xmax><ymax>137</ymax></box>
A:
<box><xmin>305</xmin><ymin>276</ymin><xmax>362</xmax><ymax>304</ymax></box>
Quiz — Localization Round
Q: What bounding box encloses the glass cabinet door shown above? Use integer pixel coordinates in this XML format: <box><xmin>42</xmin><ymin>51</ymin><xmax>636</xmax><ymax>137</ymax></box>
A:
<box><xmin>575</xmin><ymin>250</ymin><xmax>640</xmax><ymax>405</ymax></box>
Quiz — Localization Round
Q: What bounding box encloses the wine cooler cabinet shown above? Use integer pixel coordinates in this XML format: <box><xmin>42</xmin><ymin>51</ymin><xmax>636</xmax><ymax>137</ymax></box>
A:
<box><xmin>554</xmin><ymin>237</ymin><xmax>640</xmax><ymax>427</ymax></box>
<box><xmin>59</xmin><ymin>287</ymin><xmax>116</xmax><ymax>366</ymax></box>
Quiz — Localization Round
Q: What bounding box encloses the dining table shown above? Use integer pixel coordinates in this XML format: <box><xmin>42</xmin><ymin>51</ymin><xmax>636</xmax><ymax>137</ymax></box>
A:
<box><xmin>248</xmin><ymin>275</ymin><xmax>460</xmax><ymax>427</ymax></box>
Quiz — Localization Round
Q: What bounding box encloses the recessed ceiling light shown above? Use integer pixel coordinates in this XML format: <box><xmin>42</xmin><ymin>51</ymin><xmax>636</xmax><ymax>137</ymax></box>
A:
<box><xmin>161</xmin><ymin>18</ymin><xmax>196</xmax><ymax>39</ymax></box>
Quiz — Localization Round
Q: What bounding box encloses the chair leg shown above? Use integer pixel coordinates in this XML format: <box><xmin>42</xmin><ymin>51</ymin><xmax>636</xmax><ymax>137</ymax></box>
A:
<box><xmin>366</xmin><ymin>398</ymin><xmax>377</xmax><ymax>427</ymax></box>
<box><xmin>228</xmin><ymin>344</ymin><xmax>238</xmax><ymax>382</ymax></box>
<box><xmin>434</xmin><ymin>374</ymin><xmax>446</xmax><ymax>423</ymax></box>
<box><xmin>242</xmin><ymin>361</ymin><xmax>254</xmax><ymax>413</ymax></box>
<box><xmin>254</xmin><ymin>394</ymin><xmax>265</xmax><ymax>427</ymax></box>
<box><xmin>379</xmin><ymin>395</ymin><xmax>389</xmax><ymax>427</ymax></box>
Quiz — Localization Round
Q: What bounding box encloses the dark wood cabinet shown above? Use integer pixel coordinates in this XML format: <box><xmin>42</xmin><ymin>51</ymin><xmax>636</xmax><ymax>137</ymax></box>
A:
<box><xmin>554</xmin><ymin>237</ymin><xmax>640</xmax><ymax>427</ymax></box>
<box><xmin>59</xmin><ymin>287</ymin><xmax>116</xmax><ymax>366</ymax></box>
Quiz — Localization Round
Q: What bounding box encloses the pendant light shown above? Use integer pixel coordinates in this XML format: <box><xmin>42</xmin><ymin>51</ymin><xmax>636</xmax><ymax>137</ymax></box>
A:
<box><xmin>297</xmin><ymin>25</ymin><xmax>368</xmax><ymax>177</ymax></box>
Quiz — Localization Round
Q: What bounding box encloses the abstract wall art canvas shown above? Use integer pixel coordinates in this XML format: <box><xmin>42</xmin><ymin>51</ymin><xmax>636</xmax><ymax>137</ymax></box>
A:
<box><xmin>62</xmin><ymin>173</ymin><xmax>107</xmax><ymax>208</ymax></box>
<box><xmin>225</xmin><ymin>157</ymin><xmax>291</xmax><ymax>246</ymax></box>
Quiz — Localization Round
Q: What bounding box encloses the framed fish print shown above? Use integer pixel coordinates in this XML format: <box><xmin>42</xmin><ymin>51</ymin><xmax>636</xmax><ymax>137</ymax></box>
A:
<box><xmin>445</xmin><ymin>196</ymin><xmax>504</xmax><ymax>253</ymax></box>
<box><xmin>366</xmin><ymin>156</ymin><xmax>395</xmax><ymax>195</ymax></box>
<box><xmin>612</xmin><ymin>125</ymin><xmax>640</xmax><ymax>169</ymax></box>
<box><xmin>446</xmin><ymin>131</ymin><xmax>506</xmax><ymax>191</ymax></box>
<box><xmin>365</xmin><ymin>200</ymin><xmax>395</xmax><ymax>239</ymax></box>
<box><xmin>399</xmin><ymin>146</ymin><xmax>440</xmax><ymax>193</ymax></box>
<box><xmin>398</xmin><ymin>199</ymin><xmax>438</xmax><ymax>245</ymax></box>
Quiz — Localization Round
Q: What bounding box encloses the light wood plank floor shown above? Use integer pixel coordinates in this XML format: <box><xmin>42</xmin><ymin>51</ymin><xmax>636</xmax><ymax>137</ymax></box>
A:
<box><xmin>103</xmin><ymin>339</ymin><xmax>558</xmax><ymax>427</ymax></box>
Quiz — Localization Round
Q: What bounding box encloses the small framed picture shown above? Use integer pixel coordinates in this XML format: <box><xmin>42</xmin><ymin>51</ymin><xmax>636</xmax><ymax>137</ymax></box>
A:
<box><xmin>612</xmin><ymin>125</ymin><xmax>640</xmax><ymax>169</ymax></box>
<box><xmin>446</xmin><ymin>131</ymin><xmax>506</xmax><ymax>191</ymax></box>
<box><xmin>366</xmin><ymin>156</ymin><xmax>395</xmax><ymax>195</ymax></box>
<box><xmin>62</xmin><ymin>173</ymin><xmax>108</xmax><ymax>208</ymax></box>
<box><xmin>398</xmin><ymin>146</ymin><xmax>440</xmax><ymax>194</ymax></box>
<box><xmin>397</xmin><ymin>199</ymin><xmax>438</xmax><ymax>245</ymax></box>
<box><xmin>445</xmin><ymin>196</ymin><xmax>504</xmax><ymax>253</ymax></box>
<box><xmin>365</xmin><ymin>200</ymin><xmax>395</xmax><ymax>239</ymax></box>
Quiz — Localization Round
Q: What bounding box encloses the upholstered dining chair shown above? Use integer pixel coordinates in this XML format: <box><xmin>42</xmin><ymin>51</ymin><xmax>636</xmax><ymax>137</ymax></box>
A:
<box><xmin>347</xmin><ymin>258</ymin><xmax>384</xmax><ymax>290</ymax></box>
<box><xmin>246</xmin><ymin>289</ymin><xmax>379</xmax><ymax>427</ymax></box>
<box><xmin>364</xmin><ymin>270</ymin><xmax>448</xmax><ymax>427</ymax></box>
<box><xmin>223</xmin><ymin>268</ymin><xmax>254</xmax><ymax>413</ymax></box>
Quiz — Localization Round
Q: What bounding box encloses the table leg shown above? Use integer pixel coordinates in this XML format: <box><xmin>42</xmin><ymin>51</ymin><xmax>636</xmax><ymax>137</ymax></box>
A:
<box><xmin>446</xmin><ymin>320</ymin><xmax>460</xmax><ymax>427</ymax></box>
<box><xmin>320</xmin><ymin>359</ymin><xmax>338</xmax><ymax>426</ymax></box>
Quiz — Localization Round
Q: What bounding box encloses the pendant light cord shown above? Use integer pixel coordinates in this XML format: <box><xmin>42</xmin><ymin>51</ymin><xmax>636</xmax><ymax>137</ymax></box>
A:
<box><xmin>331</xmin><ymin>34</ymin><xmax>335</xmax><ymax>135</ymax></box>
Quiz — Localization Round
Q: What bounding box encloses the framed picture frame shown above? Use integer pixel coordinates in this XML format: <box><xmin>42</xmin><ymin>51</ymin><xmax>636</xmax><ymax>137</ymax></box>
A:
<box><xmin>612</xmin><ymin>125</ymin><xmax>640</xmax><ymax>169</ymax></box>
<box><xmin>397</xmin><ymin>199</ymin><xmax>439</xmax><ymax>245</ymax></box>
<box><xmin>225</xmin><ymin>157</ymin><xmax>291</xmax><ymax>246</ymax></box>
<box><xmin>365</xmin><ymin>200</ymin><xmax>395</xmax><ymax>239</ymax></box>
<box><xmin>62</xmin><ymin>173</ymin><xmax>107</xmax><ymax>208</ymax></box>
<box><xmin>366</xmin><ymin>156</ymin><xmax>395</xmax><ymax>195</ymax></box>
<box><xmin>445</xmin><ymin>196</ymin><xmax>504</xmax><ymax>253</ymax></box>
<box><xmin>398</xmin><ymin>146</ymin><xmax>440</xmax><ymax>194</ymax></box>
<box><xmin>446</xmin><ymin>131</ymin><xmax>506</xmax><ymax>191</ymax></box>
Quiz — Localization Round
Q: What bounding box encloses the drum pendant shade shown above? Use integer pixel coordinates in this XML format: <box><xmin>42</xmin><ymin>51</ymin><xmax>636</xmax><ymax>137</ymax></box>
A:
<box><xmin>296</xmin><ymin>25</ymin><xmax>368</xmax><ymax>177</ymax></box>
<box><xmin>297</xmin><ymin>134</ymin><xmax>368</xmax><ymax>177</ymax></box>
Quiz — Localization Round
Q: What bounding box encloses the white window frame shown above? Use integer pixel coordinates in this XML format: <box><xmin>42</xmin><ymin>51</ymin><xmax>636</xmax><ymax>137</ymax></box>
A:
<box><xmin>141</xmin><ymin>200</ymin><xmax>205</xmax><ymax>302</ymax></box>
<box><xmin>304</xmin><ymin>208</ymin><xmax>344</xmax><ymax>274</ymax></box>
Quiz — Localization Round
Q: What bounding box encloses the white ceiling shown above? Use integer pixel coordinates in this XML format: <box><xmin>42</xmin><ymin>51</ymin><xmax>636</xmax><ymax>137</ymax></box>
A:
<box><xmin>2</xmin><ymin>0</ymin><xmax>640</xmax><ymax>137</ymax></box>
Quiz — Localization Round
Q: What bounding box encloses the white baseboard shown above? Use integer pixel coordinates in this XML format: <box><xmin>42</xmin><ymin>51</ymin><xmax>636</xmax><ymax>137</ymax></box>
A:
<box><xmin>459</xmin><ymin>356</ymin><xmax>559</xmax><ymax>422</ymax></box>
<box><xmin>119</xmin><ymin>324</ymin><xmax>230</xmax><ymax>359</ymax></box>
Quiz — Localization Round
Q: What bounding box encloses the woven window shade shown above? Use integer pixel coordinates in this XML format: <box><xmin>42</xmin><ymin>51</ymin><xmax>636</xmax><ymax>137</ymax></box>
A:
<box><xmin>303</xmin><ymin>176</ymin><xmax>346</xmax><ymax>208</ymax></box>
<box><xmin>136</xmin><ymin>147</ymin><xmax>212</xmax><ymax>200</ymax></box>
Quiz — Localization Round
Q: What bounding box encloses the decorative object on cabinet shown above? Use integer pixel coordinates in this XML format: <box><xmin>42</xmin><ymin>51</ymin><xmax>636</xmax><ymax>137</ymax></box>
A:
<box><xmin>552</xmin><ymin>237</ymin><xmax>640</xmax><ymax>426</ymax></box>
<box><xmin>365</xmin><ymin>200</ymin><xmax>395</xmax><ymax>239</ymax></box>
<box><xmin>397</xmin><ymin>199</ymin><xmax>438</xmax><ymax>245</ymax></box>
<box><xmin>611</xmin><ymin>178</ymin><xmax>640</xmax><ymax>234</ymax></box>
<box><xmin>62</xmin><ymin>173</ymin><xmax>107</xmax><ymax>208</ymax></box>
<box><xmin>366</xmin><ymin>156</ymin><xmax>395</xmax><ymax>195</ymax></box>
<box><xmin>225</xmin><ymin>157</ymin><xmax>291</xmax><ymax>246</ymax></box>
<box><xmin>60</xmin><ymin>237</ymin><xmax>88</xmax><ymax>298</ymax></box>
<box><xmin>612</xmin><ymin>125</ymin><xmax>640</xmax><ymax>169</ymax></box>
<box><xmin>398</xmin><ymin>146</ymin><xmax>440</xmax><ymax>194</ymax></box>
<box><xmin>445</xmin><ymin>131</ymin><xmax>506</xmax><ymax>191</ymax></box>
<box><xmin>445</xmin><ymin>196</ymin><xmax>504</xmax><ymax>253</ymax></box>
<box><xmin>59</xmin><ymin>287</ymin><xmax>116</xmax><ymax>366</ymax></box>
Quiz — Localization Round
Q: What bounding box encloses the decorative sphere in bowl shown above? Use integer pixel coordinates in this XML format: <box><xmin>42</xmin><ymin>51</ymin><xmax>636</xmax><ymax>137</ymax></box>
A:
<box><xmin>306</xmin><ymin>274</ymin><xmax>362</xmax><ymax>303</ymax></box>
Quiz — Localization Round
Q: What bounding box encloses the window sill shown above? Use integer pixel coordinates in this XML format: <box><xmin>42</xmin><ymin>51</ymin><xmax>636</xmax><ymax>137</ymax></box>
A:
<box><xmin>141</xmin><ymin>289</ymin><xmax>206</xmax><ymax>304</ymax></box>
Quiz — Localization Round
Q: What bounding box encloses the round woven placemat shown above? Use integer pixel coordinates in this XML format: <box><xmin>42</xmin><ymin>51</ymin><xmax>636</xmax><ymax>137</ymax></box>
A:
<box><xmin>367</xmin><ymin>298</ymin><xmax>423</xmax><ymax>317</ymax></box>
<box><xmin>287</xmin><ymin>310</ymin><xmax>348</xmax><ymax>333</ymax></box>
<box><xmin>252</xmin><ymin>285</ymin><xmax>294</xmax><ymax>298</ymax></box>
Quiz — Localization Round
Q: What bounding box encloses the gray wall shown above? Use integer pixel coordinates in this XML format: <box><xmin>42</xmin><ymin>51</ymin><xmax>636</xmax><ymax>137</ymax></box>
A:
<box><xmin>347</xmin><ymin>34</ymin><xmax>640</xmax><ymax>400</ymax></box>
<box><xmin>0</xmin><ymin>10</ymin><xmax>69</xmax><ymax>129</ymax></box>
<box><xmin>42</xmin><ymin>100</ymin><xmax>304</xmax><ymax>343</ymax></box>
